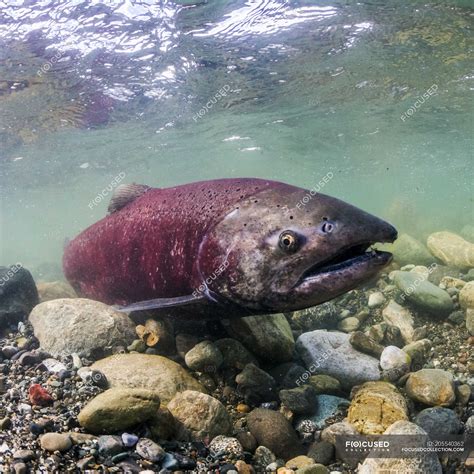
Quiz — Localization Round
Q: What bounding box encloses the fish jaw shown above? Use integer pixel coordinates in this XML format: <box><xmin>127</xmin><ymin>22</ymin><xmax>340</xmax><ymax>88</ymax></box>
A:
<box><xmin>264</xmin><ymin>249</ymin><xmax>393</xmax><ymax>312</ymax></box>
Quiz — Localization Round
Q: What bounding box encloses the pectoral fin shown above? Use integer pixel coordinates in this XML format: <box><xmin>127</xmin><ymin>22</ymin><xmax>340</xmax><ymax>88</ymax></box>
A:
<box><xmin>114</xmin><ymin>293</ymin><xmax>206</xmax><ymax>312</ymax></box>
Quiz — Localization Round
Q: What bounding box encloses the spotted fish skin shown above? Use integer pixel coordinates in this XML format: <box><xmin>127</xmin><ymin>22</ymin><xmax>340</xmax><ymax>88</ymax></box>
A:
<box><xmin>63</xmin><ymin>177</ymin><xmax>397</xmax><ymax>318</ymax></box>
<box><xmin>63</xmin><ymin>178</ymin><xmax>288</xmax><ymax>306</ymax></box>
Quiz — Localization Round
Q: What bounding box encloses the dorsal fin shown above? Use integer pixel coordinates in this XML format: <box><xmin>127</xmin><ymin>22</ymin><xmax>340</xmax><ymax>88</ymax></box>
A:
<box><xmin>108</xmin><ymin>183</ymin><xmax>150</xmax><ymax>213</ymax></box>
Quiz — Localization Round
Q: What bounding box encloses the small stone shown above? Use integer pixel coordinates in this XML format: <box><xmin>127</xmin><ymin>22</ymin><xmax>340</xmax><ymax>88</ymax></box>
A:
<box><xmin>307</xmin><ymin>440</ymin><xmax>334</xmax><ymax>465</ymax></box>
<box><xmin>121</xmin><ymin>432</ymin><xmax>139</xmax><ymax>447</ymax></box>
<box><xmin>235</xmin><ymin>363</ymin><xmax>277</xmax><ymax>404</ymax></box>
<box><xmin>0</xmin><ymin>417</ymin><xmax>12</xmax><ymax>430</ymax></box>
<box><xmin>13</xmin><ymin>462</ymin><xmax>27</xmax><ymax>474</ymax></box>
<box><xmin>279</xmin><ymin>385</ymin><xmax>317</xmax><ymax>415</ymax></box>
<box><xmin>247</xmin><ymin>408</ymin><xmax>303</xmax><ymax>460</ymax></box>
<box><xmin>2</xmin><ymin>346</ymin><xmax>19</xmax><ymax>359</ymax></box>
<box><xmin>380</xmin><ymin>346</ymin><xmax>410</xmax><ymax>372</ymax></box>
<box><xmin>13</xmin><ymin>450</ymin><xmax>35</xmax><ymax>461</ymax></box>
<box><xmin>368</xmin><ymin>292</ymin><xmax>385</xmax><ymax>308</ymax></box>
<box><xmin>405</xmin><ymin>369</ymin><xmax>455</xmax><ymax>407</ymax></box>
<box><xmin>456</xmin><ymin>384</ymin><xmax>471</xmax><ymax>406</ymax></box>
<box><xmin>236</xmin><ymin>403</ymin><xmax>251</xmax><ymax>413</ymax></box>
<box><xmin>466</xmin><ymin>416</ymin><xmax>474</xmax><ymax>434</ymax></box>
<box><xmin>214</xmin><ymin>338</ymin><xmax>258</xmax><ymax>370</ymax></box>
<box><xmin>127</xmin><ymin>339</ymin><xmax>147</xmax><ymax>353</ymax></box>
<box><xmin>209</xmin><ymin>436</ymin><xmax>243</xmax><ymax>457</ymax></box>
<box><xmin>321</xmin><ymin>421</ymin><xmax>357</xmax><ymax>445</ymax></box>
<box><xmin>382</xmin><ymin>301</ymin><xmax>414</xmax><ymax>344</ymax></box>
<box><xmin>18</xmin><ymin>351</ymin><xmax>41</xmax><ymax>366</ymax></box>
<box><xmin>466</xmin><ymin>308</ymin><xmax>474</xmax><ymax>336</ymax></box>
<box><xmin>40</xmin><ymin>433</ymin><xmax>73</xmax><ymax>452</ymax></box>
<box><xmin>297</xmin><ymin>465</ymin><xmax>329</xmax><ymax>474</ymax></box>
<box><xmin>235</xmin><ymin>460</ymin><xmax>253</xmax><ymax>474</ymax></box>
<box><xmin>307</xmin><ymin>375</ymin><xmax>341</xmax><ymax>395</ymax></box>
<box><xmin>161</xmin><ymin>453</ymin><xmax>179</xmax><ymax>470</ymax></box>
<box><xmin>76</xmin><ymin>457</ymin><xmax>94</xmax><ymax>470</ymax></box>
<box><xmin>460</xmin><ymin>282</ymin><xmax>474</xmax><ymax>309</ymax></box>
<box><xmin>402</xmin><ymin>339</ymin><xmax>431</xmax><ymax>371</ymax></box>
<box><xmin>253</xmin><ymin>446</ymin><xmax>277</xmax><ymax>469</ymax></box>
<box><xmin>286</xmin><ymin>455</ymin><xmax>315</xmax><ymax>469</ymax></box>
<box><xmin>40</xmin><ymin>358</ymin><xmax>67</xmax><ymax>374</ymax></box>
<box><xmin>337</xmin><ymin>317</ymin><xmax>359</xmax><ymax>333</ymax></box>
<box><xmin>236</xmin><ymin>431</ymin><xmax>257</xmax><ymax>452</ymax></box>
<box><xmin>349</xmin><ymin>331</ymin><xmax>384</xmax><ymax>358</ymax></box>
<box><xmin>185</xmin><ymin>340</ymin><xmax>223</xmax><ymax>373</ymax></box>
<box><xmin>98</xmin><ymin>435</ymin><xmax>123</xmax><ymax>457</ymax></box>
<box><xmin>135</xmin><ymin>438</ymin><xmax>165</xmax><ymax>462</ymax></box>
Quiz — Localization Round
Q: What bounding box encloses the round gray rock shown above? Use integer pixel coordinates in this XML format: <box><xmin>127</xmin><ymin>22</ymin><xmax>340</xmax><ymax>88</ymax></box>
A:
<box><xmin>29</xmin><ymin>298</ymin><xmax>136</xmax><ymax>357</ymax></box>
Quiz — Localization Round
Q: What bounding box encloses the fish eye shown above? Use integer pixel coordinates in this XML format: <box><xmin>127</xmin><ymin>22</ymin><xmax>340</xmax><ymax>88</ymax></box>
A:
<box><xmin>278</xmin><ymin>230</ymin><xmax>300</xmax><ymax>253</ymax></box>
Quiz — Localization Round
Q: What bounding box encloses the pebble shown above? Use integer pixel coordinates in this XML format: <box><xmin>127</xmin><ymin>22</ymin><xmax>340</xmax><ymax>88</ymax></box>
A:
<box><xmin>209</xmin><ymin>436</ymin><xmax>244</xmax><ymax>457</ymax></box>
<box><xmin>307</xmin><ymin>440</ymin><xmax>334</xmax><ymax>465</ymax></box>
<box><xmin>368</xmin><ymin>292</ymin><xmax>385</xmax><ymax>308</ymax></box>
<box><xmin>247</xmin><ymin>408</ymin><xmax>303</xmax><ymax>460</ymax></box>
<box><xmin>349</xmin><ymin>331</ymin><xmax>384</xmax><ymax>358</ymax></box>
<box><xmin>135</xmin><ymin>438</ymin><xmax>165</xmax><ymax>462</ymax></box>
<box><xmin>185</xmin><ymin>340</ymin><xmax>224</xmax><ymax>372</ymax></box>
<box><xmin>12</xmin><ymin>450</ymin><xmax>35</xmax><ymax>461</ymax></box>
<box><xmin>40</xmin><ymin>433</ymin><xmax>73</xmax><ymax>453</ymax></box>
<box><xmin>235</xmin><ymin>363</ymin><xmax>277</xmax><ymax>404</ymax></box>
<box><xmin>279</xmin><ymin>385</ymin><xmax>317</xmax><ymax>415</ymax></box>
<box><xmin>380</xmin><ymin>346</ymin><xmax>411</xmax><ymax>373</ymax></box>
<box><xmin>98</xmin><ymin>435</ymin><xmax>123</xmax><ymax>457</ymax></box>
<box><xmin>121</xmin><ymin>432</ymin><xmax>139</xmax><ymax>447</ymax></box>
<box><xmin>337</xmin><ymin>317</ymin><xmax>359</xmax><ymax>333</ymax></box>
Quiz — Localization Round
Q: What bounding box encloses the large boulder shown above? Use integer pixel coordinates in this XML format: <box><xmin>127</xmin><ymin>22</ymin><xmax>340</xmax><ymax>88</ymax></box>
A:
<box><xmin>247</xmin><ymin>408</ymin><xmax>304</xmax><ymax>460</ymax></box>
<box><xmin>348</xmin><ymin>382</ymin><xmax>408</xmax><ymax>434</ymax></box>
<box><xmin>227</xmin><ymin>313</ymin><xmax>294</xmax><ymax>363</ymax></box>
<box><xmin>427</xmin><ymin>231</ymin><xmax>474</xmax><ymax>270</ymax></box>
<box><xmin>392</xmin><ymin>271</ymin><xmax>453</xmax><ymax>315</ymax></box>
<box><xmin>295</xmin><ymin>330</ymin><xmax>380</xmax><ymax>389</ymax></box>
<box><xmin>167</xmin><ymin>390</ymin><xmax>231</xmax><ymax>441</ymax></box>
<box><xmin>358</xmin><ymin>421</ymin><xmax>442</xmax><ymax>473</ymax></box>
<box><xmin>0</xmin><ymin>265</ymin><xmax>38</xmax><ymax>329</ymax></box>
<box><xmin>78</xmin><ymin>388</ymin><xmax>161</xmax><ymax>434</ymax></box>
<box><xmin>29</xmin><ymin>298</ymin><xmax>136</xmax><ymax>357</ymax></box>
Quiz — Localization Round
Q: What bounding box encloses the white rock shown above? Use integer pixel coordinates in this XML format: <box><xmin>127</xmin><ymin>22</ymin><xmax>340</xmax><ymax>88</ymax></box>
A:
<box><xmin>380</xmin><ymin>346</ymin><xmax>410</xmax><ymax>371</ymax></box>
<box><xmin>368</xmin><ymin>292</ymin><xmax>385</xmax><ymax>308</ymax></box>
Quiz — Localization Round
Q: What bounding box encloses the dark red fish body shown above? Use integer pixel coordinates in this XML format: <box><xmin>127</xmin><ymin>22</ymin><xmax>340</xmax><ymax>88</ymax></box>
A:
<box><xmin>64</xmin><ymin>178</ymin><xmax>397</xmax><ymax>318</ymax></box>
<box><xmin>64</xmin><ymin>179</ymin><xmax>286</xmax><ymax>306</ymax></box>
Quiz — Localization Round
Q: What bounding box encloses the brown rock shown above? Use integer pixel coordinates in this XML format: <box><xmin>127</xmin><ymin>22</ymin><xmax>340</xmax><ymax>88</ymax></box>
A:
<box><xmin>247</xmin><ymin>408</ymin><xmax>303</xmax><ymax>460</ymax></box>
<box><xmin>348</xmin><ymin>382</ymin><xmax>408</xmax><ymax>434</ymax></box>
<box><xmin>167</xmin><ymin>390</ymin><xmax>231</xmax><ymax>441</ymax></box>
<box><xmin>405</xmin><ymin>369</ymin><xmax>455</xmax><ymax>407</ymax></box>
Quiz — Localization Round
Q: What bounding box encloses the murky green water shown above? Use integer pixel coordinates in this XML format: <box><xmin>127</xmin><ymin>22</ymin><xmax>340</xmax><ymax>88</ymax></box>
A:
<box><xmin>0</xmin><ymin>0</ymin><xmax>472</xmax><ymax>277</ymax></box>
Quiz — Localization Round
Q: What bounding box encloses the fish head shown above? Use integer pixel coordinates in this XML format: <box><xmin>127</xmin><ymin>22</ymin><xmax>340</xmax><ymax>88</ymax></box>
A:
<box><xmin>197</xmin><ymin>186</ymin><xmax>397</xmax><ymax>313</ymax></box>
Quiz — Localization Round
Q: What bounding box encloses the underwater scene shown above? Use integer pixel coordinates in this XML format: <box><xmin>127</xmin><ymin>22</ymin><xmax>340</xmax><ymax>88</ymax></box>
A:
<box><xmin>0</xmin><ymin>0</ymin><xmax>473</xmax><ymax>472</ymax></box>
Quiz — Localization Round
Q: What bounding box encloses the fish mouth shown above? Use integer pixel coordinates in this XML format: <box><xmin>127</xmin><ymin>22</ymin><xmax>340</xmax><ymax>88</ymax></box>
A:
<box><xmin>300</xmin><ymin>242</ymin><xmax>392</xmax><ymax>282</ymax></box>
